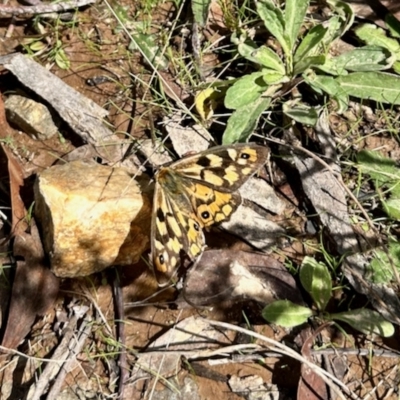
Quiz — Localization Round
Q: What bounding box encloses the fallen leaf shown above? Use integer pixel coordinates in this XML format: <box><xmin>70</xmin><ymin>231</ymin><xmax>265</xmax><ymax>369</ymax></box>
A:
<box><xmin>1</xmin><ymin>222</ymin><xmax>59</xmax><ymax>350</ymax></box>
<box><xmin>297</xmin><ymin>327</ymin><xmax>328</xmax><ymax>400</ymax></box>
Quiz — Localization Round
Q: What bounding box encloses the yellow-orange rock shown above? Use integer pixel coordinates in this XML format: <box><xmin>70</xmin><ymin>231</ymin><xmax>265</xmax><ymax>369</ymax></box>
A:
<box><xmin>34</xmin><ymin>160</ymin><xmax>151</xmax><ymax>277</ymax></box>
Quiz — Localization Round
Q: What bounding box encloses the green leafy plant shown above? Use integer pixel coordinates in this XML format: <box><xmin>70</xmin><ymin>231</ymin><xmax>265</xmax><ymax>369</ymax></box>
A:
<box><xmin>219</xmin><ymin>0</ymin><xmax>400</xmax><ymax>143</ymax></box>
<box><xmin>355</xmin><ymin>19</ymin><xmax>400</xmax><ymax>75</ymax></box>
<box><xmin>22</xmin><ymin>19</ymin><xmax>71</xmax><ymax>70</ymax></box>
<box><xmin>113</xmin><ymin>4</ymin><xmax>169</xmax><ymax>71</ymax></box>
<box><xmin>262</xmin><ymin>256</ymin><xmax>394</xmax><ymax>337</ymax></box>
<box><xmin>368</xmin><ymin>240</ymin><xmax>400</xmax><ymax>284</ymax></box>
<box><xmin>355</xmin><ymin>150</ymin><xmax>400</xmax><ymax>284</ymax></box>
<box><xmin>357</xmin><ymin>150</ymin><xmax>400</xmax><ymax>220</ymax></box>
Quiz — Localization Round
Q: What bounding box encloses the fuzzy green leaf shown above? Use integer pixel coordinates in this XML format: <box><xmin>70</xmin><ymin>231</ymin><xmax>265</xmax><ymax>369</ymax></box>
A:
<box><xmin>191</xmin><ymin>0</ymin><xmax>211</xmax><ymax>26</ymax></box>
<box><xmin>300</xmin><ymin>256</ymin><xmax>332</xmax><ymax>311</ymax></box>
<box><xmin>394</xmin><ymin>61</ymin><xmax>400</xmax><ymax>74</ymax></box>
<box><xmin>262</xmin><ymin>300</ymin><xmax>313</xmax><ymax>327</ymax></box>
<box><xmin>293</xmin><ymin>55</ymin><xmax>325</xmax><ymax>75</ymax></box>
<box><xmin>333</xmin><ymin>309</ymin><xmax>394</xmax><ymax>337</ymax></box>
<box><xmin>369</xmin><ymin>241</ymin><xmax>400</xmax><ymax>284</ymax></box>
<box><xmin>256</xmin><ymin>1</ymin><xmax>290</xmax><ymax>56</ymax></box>
<box><xmin>250</xmin><ymin>46</ymin><xmax>286</xmax><ymax>73</ymax></box>
<box><xmin>384</xmin><ymin>198</ymin><xmax>400</xmax><ymax>219</ymax></box>
<box><xmin>283</xmin><ymin>103</ymin><xmax>318</xmax><ymax>125</ymax></box>
<box><xmin>131</xmin><ymin>33</ymin><xmax>169</xmax><ymax>70</ymax></box>
<box><xmin>355</xmin><ymin>24</ymin><xmax>400</xmax><ymax>54</ymax></box>
<box><xmin>262</xmin><ymin>71</ymin><xmax>288</xmax><ymax>85</ymax></box>
<box><xmin>284</xmin><ymin>0</ymin><xmax>309</xmax><ymax>51</ymax></box>
<box><xmin>331</xmin><ymin>46</ymin><xmax>394</xmax><ymax>72</ymax></box>
<box><xmin>336</xmin><ymin>72</ymin><xmax>400</xmax><ymax>104</ymax></box>
<box><xmin>222</xmin><ymin>96</ymin><xmax>271</xmax><ymax>144</ymax></box>
<box><xmin>304</xmin><ymin>74</ymin><xmax>348</xmax><ymax>112</ymax></box>
<box><xmin>294</xmin><ymin>24</ymin><xmax>328</xmax><ymax>62</ymax></box>
<box><xmin>225</xmin><ymin>72</ymin><xmax>268</xmax><ymax>109</ymax></box>
<box><xmin>237</xmin><ymin>40</ymin><xmax>259</xmax><ymax>61</ymax></box>
<box><xmin>357</xmin><ymin>150</ymin><xmax>400</xmax><ymax>183</ymax></box>
<box><xmin>327</xmin><ymin>0</ymin><xmax>354</xmax><ymax>38</ymax></box>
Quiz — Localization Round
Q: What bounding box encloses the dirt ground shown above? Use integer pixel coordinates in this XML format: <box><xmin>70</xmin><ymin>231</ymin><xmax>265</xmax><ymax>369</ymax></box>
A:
<box><xmin>0</xmin><ymin>0</ymin><xmax>400</xmax><ymax>399</ymax></box>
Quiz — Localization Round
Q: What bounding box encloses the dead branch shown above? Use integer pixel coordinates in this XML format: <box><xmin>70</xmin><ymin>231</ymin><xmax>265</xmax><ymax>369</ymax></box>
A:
<box><xmin>0</xmin><ymin>0</ymin><xmax>95</xmax><ymax>17</ymax></box>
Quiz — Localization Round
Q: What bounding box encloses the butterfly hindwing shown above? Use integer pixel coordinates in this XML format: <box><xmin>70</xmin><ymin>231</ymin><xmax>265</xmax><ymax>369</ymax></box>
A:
<box><xmin>151</xmin><ymin>143</ymin><xmax>268</xmax><ymax>285</ymax></box>
<box><xmin>185</xmin><ymin>181</ymin><xmax>242</xmax><ymax>227</ymax></box>
<box><xmin>151</xmin><ymin>173</ymin><xmax>205</xmax><ymax>285</ymax></box>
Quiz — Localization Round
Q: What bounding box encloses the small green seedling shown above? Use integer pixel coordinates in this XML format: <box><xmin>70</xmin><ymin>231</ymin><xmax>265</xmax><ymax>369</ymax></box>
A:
<box><xmin>262</xmin><ymin>256</ymin><xmax>394</xmax><ymax>337</ymax></box>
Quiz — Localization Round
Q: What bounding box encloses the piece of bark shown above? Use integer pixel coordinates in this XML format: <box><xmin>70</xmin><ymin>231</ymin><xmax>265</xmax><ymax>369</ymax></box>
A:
<box><xmin>27</xmin><ymin>304</ymin><xmax>90</xmax><ymax>400</ymax></box>
<box><xmin>294</xmin><ymin>156</ymin><xmax>357</xmax><ymax>254</ymax></box>
<box><xmin>297</xmin><ymin>327</ymin><xmax>329</xmax><ymax>400</ymax></box>
<box><xmin>240</xmin><ymin>177</ymin><xmax>285</xmax><ymax>215</ymax></box>
<box><xmin>132</xmin><ymin>316</ymin><xmax>234</xmax><ymax>379</ymax></box>
<box><xmin>34</xmin><ymin>160</ymin><xmax>151</xmax><ymax>277</ymax></box>
<box><xmin>164</xmin><ymin>112</ymin><xmax>212</xmax><ymax>157</ymax></box>
<box><xmin>0</xmin><ymin>94</ymin><xmax>59</xmax><ymax>351</ymax></box>
<box><xmin>136</xmin><ymin>139</ymin><xmax>172</xmax><ymax>168</ymax></box>
<box><xmin>221</xmin><ymin>204</ymin><xmax>284</xmax><ymax>251</ymax></box>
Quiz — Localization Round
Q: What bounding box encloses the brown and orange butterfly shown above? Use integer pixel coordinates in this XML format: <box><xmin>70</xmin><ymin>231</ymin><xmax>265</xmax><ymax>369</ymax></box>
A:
<box><xmin>151</xmin><ymin>143</ymin><xmax>269</xmax><ymax>286</ymax></box>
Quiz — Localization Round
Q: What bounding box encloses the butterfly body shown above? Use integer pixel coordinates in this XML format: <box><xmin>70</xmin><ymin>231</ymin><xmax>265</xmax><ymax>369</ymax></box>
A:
<box><xmin>151</xmin><ymin>143</ymin><xmax>269</xmax><ymax>286</ymax></box>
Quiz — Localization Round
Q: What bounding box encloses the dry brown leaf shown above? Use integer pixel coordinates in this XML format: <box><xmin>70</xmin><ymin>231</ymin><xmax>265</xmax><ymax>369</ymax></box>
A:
<box><xmin>1</xmin><ymin>222</ymin><xmax>59</xmax><ymax>350</ymax></box>
<box><xmin>0</xmin><ymin>94</ymin><xmax>59</xmax><ymax>350</ymax></box>
<box><xmin>0</xmin><ymin>95</ymin><xmax>27</xmax><ymax>234</ymax></box>
<box><xmin>297</xmin><ymin>327</ymin><xmax>328</xmax><ymax>400</ymax></box>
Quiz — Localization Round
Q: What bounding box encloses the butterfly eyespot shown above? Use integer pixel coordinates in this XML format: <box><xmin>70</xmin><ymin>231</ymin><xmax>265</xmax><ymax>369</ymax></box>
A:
<box><xmin>240</xmin><ymin>152</ymin><xmax>250</xmax><ymax>159</ymax></box>
<box><xmin>193</xmin><ymin>222</ymin><xmax>200</xmax><ymax>231</ymax></box>
<box><xmin>159</xmin><ymin>255</ymin><xmax>165</xmax><ymax>265</ymax></box>
<box><xmin>201</xmin><ymin>211</ymin><xmax>210</xmax><ymax>219</ymax></box>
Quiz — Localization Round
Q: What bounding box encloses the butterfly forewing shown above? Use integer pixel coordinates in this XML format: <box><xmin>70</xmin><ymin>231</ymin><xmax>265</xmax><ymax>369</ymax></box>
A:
<box><xmin>170</xmin><ymin>144</ymin><xmax>269</xmax><ymax>192</ymax></box>
<box><xmin>151</xmin><ymin>143</ymin><xmax>269</xmax><ymax>286</ymax></box>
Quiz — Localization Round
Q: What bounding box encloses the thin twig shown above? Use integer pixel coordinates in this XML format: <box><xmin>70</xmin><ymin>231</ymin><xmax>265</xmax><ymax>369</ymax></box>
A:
<box><xmin>46</xmin><ymin>317</ymin><xmax>92</xmax><ymax>399</ymax></box>
<box><xmin>203</xmin><ymin>319</ymin><xmax>361</xmax><ymax>400</ymax></box>
<box><xmin>113</xmin><ymin>270</ymin><xmax>128</xmax><ymax>399</ymax></box>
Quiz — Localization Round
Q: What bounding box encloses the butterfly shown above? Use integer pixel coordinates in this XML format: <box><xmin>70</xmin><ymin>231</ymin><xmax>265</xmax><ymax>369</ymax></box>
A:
<box><xmin>151</xmin><ymin>143</ymin><xmax>269</xmax><ymax>286</ymax></box>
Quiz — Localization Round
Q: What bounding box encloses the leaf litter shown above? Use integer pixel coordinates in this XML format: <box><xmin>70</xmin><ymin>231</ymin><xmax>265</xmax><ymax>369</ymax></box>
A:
<box><xmin>0</xmin><ymin>0</ymin><xmax>399</xmax><ymax>399</ymax></box>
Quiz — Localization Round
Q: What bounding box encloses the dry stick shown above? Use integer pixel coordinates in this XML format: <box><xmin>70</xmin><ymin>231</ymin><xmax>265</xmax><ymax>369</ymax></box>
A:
<box><xmin>46</xmin><ymin>317</ymin><xmax>92</xmax><ymax>399</ymax></box>
<box><xmin>113</xmin><ymin>271</ymin><xmax>128</xmax><ymax>399</ymax></box>
<box><xmin>147</xmin><ymin>310</ymin><xmax>184</xmax><ymax>399</ymax></box>
<box><xmin>0</xmin><ymin>0</ymin><xmax>95</xmax><ymax>16</ymax></box>
<box><xmin>364</xmin><ymin>364</ymin><xmax>398</xmax><ymax>400</ymax></box>
<box><xmin>0</xmin><ymin>345</ymin><xmax>64</xmax><ymax>363</ymax></box>
<box><xmin>203</xmin><ymin>319</ymin><xmax>361</xmax><ymax>400</ymax></box>
<box><xmin>4</xmin><ymin>16</ymin><xmax>15</xmax><ymax>38</ymax></box>
<box><xmin>209</xmin><ymin>346</ymin><xmax>400</xmax><ymax>365</ymax></box>
<box><xmin>28</xmin><ymin>313</ymin><xmax>80</xmax><ymax>400</ymax></box>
